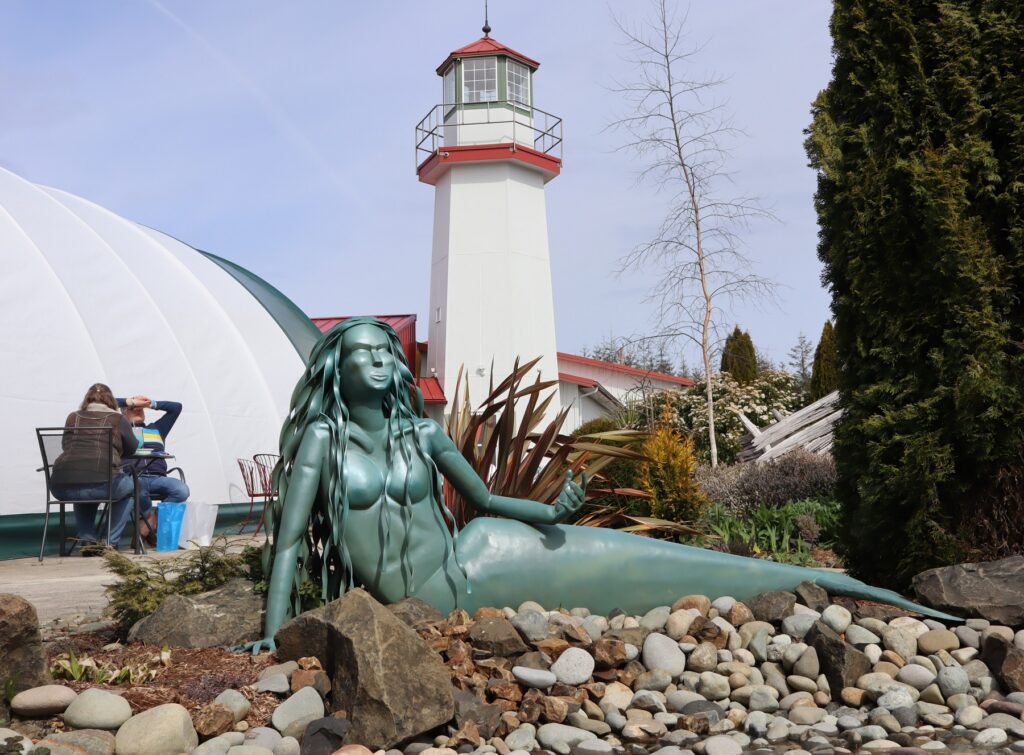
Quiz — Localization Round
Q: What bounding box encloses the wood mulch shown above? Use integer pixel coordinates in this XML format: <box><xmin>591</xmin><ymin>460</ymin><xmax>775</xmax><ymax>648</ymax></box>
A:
<box><xmin>44</xmin><ymin>630</ymin><xmax>280</xmax><ymax>729</ymax></box>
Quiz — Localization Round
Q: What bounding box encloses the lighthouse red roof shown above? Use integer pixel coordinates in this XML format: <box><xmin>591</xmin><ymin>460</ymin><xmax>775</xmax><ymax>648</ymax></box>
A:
<box><xmin>436</xmin><ymin>36</ymin><xmax>540</xmax><ymax>75</ymax></box>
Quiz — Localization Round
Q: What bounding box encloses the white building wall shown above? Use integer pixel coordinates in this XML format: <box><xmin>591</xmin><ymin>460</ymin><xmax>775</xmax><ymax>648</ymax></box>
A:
<box><xmin>556</xmin><ymin>356</ymin><xmax>689</xmax><ymax>404</ymax></box>
<box><xmin>427</xmin><ymin>160</ymin><xmax>560</xmax><ymax>420</ymax></box>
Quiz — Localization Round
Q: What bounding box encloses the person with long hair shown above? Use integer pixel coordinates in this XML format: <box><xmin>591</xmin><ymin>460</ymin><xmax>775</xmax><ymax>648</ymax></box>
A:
<box><xmin>51</xmin><ymin>383</ymin><xmax>139</xmax><ymax>553</ymax></box>
<box><xmin>250</xmin><ymin>318</ymin><xmax>954</xmax><ymax>652</ymax></box>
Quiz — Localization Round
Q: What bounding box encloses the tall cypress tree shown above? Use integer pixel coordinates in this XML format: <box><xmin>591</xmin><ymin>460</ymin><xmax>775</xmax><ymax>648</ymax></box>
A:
<box><xmin>720</xmin><ymin>326</ymin><xmax>758</xmax><ymax>383</ymax></box>
<box><xmin>809</xmin><ymin>320</ymin><xmax>838</xmax><ymax>400</ymax></box>
<box><xmin>806</xmin><ymin>1</ymin><xmax>1024</xmax><ymax>587</ymax></box>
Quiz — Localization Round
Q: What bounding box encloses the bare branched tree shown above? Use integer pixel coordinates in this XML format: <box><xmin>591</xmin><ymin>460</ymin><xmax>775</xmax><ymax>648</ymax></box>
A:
<box><xmin>610</xmin><ymin>0</ymin><xmax>775</xmax><ymax>466</ymax></box>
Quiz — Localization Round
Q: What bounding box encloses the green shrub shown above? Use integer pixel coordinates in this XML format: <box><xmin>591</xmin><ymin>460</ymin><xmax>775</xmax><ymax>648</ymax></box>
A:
<box><xmin>720</xmin><ymin>326</ymin><xmax>759</xmax><ymax>384</ymax></box>
<box><xmin>102</xmin><ymin>539</ymin><xmax>251</xmax><ymax>633</ymax></box>
<box><xmin>695</xmin><ymin>451</ymin><xmax>837</xmax><ymax>514</ymax></box>
<box><xmin>695</xmin><ymin>498</ymin><xmax>840</xmax><ymax>565</ymax></box>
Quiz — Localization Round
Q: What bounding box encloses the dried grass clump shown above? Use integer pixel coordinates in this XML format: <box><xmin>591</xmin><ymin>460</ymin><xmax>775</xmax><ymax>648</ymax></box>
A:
<box><xmin>696</xmin><ymin>450</ymin><xmax>836</xmax><ymax>514</ymax></box>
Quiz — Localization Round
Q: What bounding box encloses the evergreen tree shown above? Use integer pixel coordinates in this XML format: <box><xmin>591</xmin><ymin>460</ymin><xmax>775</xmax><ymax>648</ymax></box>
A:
<box><xmin>788</xmin><ymin>333</ymin><xmax>815</xmax><ymax>397</ymax></box>
<box><xmin>809</xmin><ymin>321</ymin><xmax>838</xmax><ymax>401</ymax></box>
<box><xmin>806</xmin><ymin>0</ymin><xmax>1024</xmax><ymax>587</ymax></box>
<box><xmin>720</xmin><ymin>326</ymin><xmax>758</xmax><ymax>383</ymax></box>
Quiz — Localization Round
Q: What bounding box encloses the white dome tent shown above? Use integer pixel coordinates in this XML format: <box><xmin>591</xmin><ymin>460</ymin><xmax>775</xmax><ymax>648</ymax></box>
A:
<box><xmin>0</xmin><ymin>166</ymin><xmax>319</xmax><ymax>554</ymax></box>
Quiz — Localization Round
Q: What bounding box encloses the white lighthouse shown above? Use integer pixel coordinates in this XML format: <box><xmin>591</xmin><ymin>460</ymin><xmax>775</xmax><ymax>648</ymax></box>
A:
<box><xmin>416</xmin><ymin>26</ymin><xmax>563</xmax><ymax>417</ymax></box>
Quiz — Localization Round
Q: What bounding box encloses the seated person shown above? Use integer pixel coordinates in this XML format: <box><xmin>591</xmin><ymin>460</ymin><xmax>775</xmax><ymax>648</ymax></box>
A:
<box><xmin>118</xmin><ymin>394</ymin><xmax>190</xmax><ymax>545</ymax></box>
<box><xmin>51</xmin><ymin>383</ymin><xmax>139</xmax><ymax>554</ymax></box>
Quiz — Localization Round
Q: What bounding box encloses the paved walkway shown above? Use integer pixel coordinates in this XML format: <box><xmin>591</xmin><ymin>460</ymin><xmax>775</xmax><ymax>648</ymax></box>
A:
<box><xmin>0</xmin><ymin>535</ymin><xmax>266</xmax><ymax>626</ymax></box>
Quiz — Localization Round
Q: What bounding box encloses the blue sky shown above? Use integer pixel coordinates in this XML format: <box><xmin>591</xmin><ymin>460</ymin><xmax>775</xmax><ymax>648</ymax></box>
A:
<box><xmin>1</xmin><ymin>1</ymin><xmax>833</xmax><ymax>371</ymax></box>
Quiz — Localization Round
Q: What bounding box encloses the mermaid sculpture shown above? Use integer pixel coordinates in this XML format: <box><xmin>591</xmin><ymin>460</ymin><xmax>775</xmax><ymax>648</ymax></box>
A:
<box><xmin>248</xmin><ymin>317</ymin><xmax>954</xmax><ymax>652</ymax></box>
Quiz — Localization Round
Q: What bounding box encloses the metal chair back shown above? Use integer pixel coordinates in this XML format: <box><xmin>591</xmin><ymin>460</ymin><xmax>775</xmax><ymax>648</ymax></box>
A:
<box><xmin>237</xmin><ymin>458</ymin><xmax>272</xmax><ymax>499</ymax></box>
<box><xmin>253</xmin><ymin>453</ymin><xmax>281</xmax><ymax>496</ymax></box>
<box><xmin>36</xmin><ymin>426</ymin><xmax>116</xmax><ymax>559</ymax></box>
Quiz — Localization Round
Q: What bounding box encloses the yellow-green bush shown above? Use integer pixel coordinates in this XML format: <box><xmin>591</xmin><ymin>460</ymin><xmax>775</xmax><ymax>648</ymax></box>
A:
<box><xmin>637</xmin><ymin>413</ymin><xmax>708</xmax><ymax>524</ymax></box>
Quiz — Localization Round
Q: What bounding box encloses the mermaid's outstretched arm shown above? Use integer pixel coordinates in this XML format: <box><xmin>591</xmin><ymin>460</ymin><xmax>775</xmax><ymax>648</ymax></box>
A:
<box><xmin>249</xmin><ymin>423</ymin><xmax>328</xmax><ymax>652</ymax></box>
<box><xmin>425</xmin><ymin>422</ymin><xmax>585</xmax><ymax>524</ymax></box>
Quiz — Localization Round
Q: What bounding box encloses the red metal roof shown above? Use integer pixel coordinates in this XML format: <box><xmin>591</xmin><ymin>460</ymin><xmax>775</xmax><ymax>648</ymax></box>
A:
<box><xmin>313</xmin><ymin>315</ymin><xmax>418</xmax><ymax>369</ymax></box>
<box><xmin>558</xmin><ymin>372</ymin><xmax>597</xmax><ymax>388</ymax></box>
<box><xmin>417</xmin><ymin>376</ymin><xmax>446</xmax><ymax>404</ymax></box>
<box><xmin>436</xmin><ymin>36</ymin><xmax>540</xmax><ymax>75</ymax></box>
<box><xmin>557</xmin><ymin>352</ymin><xmax>695</xmax><ymax>386</ymax></box>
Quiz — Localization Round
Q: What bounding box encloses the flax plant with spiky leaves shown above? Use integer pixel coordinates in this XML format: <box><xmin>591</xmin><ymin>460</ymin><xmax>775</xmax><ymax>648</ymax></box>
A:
<box><xmin>443</xmin><ymin>357</ymin><xmax>697</xmax><ymax>538</ymax></box>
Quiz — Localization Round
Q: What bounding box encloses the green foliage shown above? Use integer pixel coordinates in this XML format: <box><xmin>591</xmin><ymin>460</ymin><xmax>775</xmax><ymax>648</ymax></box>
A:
<box><xmin>720</xmin><ymin>326</ymin><xmax>758</xmax><ymax>384</ymax></box>
<box><xmin>50</xmin><ymin>651</ymin><xmax>158</xmax><ymax>685</ymax></box>
<box><xmin>693</xmin><ymin>498</ymin><xmax>841</xmax><ymax>566</ymax></box>
<box><xmin>806</xmin><ymin>1</ymin><xmax>1024</xmax><ymax>587</ymax></box>
<box><xmin>809</xmin><ymin>321</ymin><xmax>837</xmax><ymax>401</ymax></box>
<box><xmin>3</xmin><ymin>678</ymin><xmax>15</xmax><ymax>705</ymax></box>
<box><xmin>695</xmin><ymin>451</ymin><xmax>837</xmax><ymax>515</ymax></box>
<box><xmin>654</xmin><ymin>371</ymin><xmax>802</xmax><ymax>463</ymax></box>
<box><xmin>636</xmin><ymin>408</ymin><xmax>708</xmax><ymax>524</ymax></box>
<box><xmin>102</xmin><ymin>538</ymin><xmax>251</xmax><ymax>632</ymax></box>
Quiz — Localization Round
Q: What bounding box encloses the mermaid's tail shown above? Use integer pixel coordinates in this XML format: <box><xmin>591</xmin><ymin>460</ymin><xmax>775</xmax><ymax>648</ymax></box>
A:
<box><xmin>808</xmin><ymin>570</ymin><xmax>961</xmax><ymax>622</ymax></box>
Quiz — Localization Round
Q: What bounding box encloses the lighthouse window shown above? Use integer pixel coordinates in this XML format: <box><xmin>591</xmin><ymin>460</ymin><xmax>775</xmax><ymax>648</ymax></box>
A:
<box><xmin>463</xmin><ymin>57</ymin><xmax>497</xmax><ymax>103</ymax></box>
<box><xmin>508</xmin><ymin>60</ymin><xmax>531</xmax><ymax>106</ymax></box>
<box><xmin>443</xmin><ymin>66</ymin><xmax>455</xmax><ymax>106</ymax></box>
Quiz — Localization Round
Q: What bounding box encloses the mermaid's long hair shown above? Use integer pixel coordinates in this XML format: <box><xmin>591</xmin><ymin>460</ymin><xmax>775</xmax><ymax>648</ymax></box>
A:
<box><xmin>263</xmin><ymin>317</ymin><xmax>458</xmax><ymax>618</ymax></box>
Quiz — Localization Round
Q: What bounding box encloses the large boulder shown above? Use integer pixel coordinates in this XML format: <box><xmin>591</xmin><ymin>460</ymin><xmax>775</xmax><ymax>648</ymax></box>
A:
<box><xmin>913</xmin><ymin>555</ymin><xmax>1024</xmax><ymax>625</ymax></box>
<box><xmin>0</xmin><ymin>593</ymin><xmax>50</xmax><ymax>692</ymax></box>
<box><xmin>274</xmin><ymin>588</ymin><xmax>454</xmax><ymax>749</ymax></box>
<box><xmin>128</xmin><ymin>578</ymin><xmax>263</xmax><ymax>647</ymax></box>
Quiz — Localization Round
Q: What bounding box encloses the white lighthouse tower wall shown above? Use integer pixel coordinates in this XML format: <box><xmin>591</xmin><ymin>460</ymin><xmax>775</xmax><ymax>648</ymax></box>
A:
<box><xmin>427</xmin><ymin>159</ymin><xmax>560</xmax><ymax>416</ymax></box>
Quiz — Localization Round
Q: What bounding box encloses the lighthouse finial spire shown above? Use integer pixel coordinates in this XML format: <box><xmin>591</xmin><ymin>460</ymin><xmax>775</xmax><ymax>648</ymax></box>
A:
<box><xmin>482</xmin><ymin>0</ymin><xmax>491</xmax><ymax>37</ymax></box>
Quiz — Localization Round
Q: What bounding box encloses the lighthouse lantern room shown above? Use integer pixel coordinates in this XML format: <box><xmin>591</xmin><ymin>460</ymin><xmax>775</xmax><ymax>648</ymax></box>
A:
<box><xmin>416</xmin><ymin>26</ymin><xmax>563</xmax><ymax>418</ymax></box>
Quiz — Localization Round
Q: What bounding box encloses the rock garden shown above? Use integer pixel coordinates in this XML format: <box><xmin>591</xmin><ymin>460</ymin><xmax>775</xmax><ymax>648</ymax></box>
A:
<box><xmin>3</xmin><ymin>555</ymin><xmax>1024</xmax><ymax>755</ymax></box>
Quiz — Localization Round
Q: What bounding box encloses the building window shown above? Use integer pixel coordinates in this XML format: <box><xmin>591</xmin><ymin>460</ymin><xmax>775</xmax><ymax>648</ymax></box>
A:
<box><xmin>463</xmin><ymin>57</ymin><xmax>497</xmax><ymax>103</ymax></box>
<box><xmin>507</xmin><ymin>60</ymin><xmax>531</xmax><ymax>106</ymax></box>
<box><xmin>443</xmin><ymin>66</ymin><xmax>455</xmax><ymax>106</ymax></box>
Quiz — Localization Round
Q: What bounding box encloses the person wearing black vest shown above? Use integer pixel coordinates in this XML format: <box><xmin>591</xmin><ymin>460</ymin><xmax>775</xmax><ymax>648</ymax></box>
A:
<box><xmin>51</xmin><ymin>383</ymin><xmax>138</xmax><ymax>553</ymax></box>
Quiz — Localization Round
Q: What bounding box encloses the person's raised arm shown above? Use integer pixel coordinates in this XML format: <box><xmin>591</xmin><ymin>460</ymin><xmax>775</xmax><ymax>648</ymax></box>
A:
<box><xmin>149</xmin><ymin>401</ymin><xmax>182</xmax><ymax>438</ymax></box>
<box><xmin>247</xmin><ymin>422</ymin><xmax>328</xmax><ymax>653</ymax></box>
<box><xmin>423</xmin><ymin>421</ymin><xmax>586</xmax><ymax>525</ymax></box>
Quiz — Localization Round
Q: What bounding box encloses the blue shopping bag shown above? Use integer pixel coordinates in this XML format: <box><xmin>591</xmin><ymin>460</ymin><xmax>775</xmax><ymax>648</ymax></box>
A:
<box><xmin>156</xmin><ymin>502</ymin><xmax>187</xmax><ymax>551</ymax></box>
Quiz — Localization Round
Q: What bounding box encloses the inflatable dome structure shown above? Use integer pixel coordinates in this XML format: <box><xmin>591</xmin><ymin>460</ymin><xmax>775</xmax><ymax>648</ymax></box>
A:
<box><xmin>0</xmin><ymin>166</ymin><xmax>320</xmax><ymax>523</ymax></box>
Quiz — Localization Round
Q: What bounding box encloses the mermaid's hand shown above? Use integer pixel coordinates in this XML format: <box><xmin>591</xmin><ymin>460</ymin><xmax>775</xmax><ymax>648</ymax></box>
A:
<box><xmin>552</xmin><ymin>471</ymin><xmax>587</xmax><ymax>523</ymax></box>
<box><xmin>234</xmin><ymin>636</ymin><xmax>277</xmax><ymax>655</ymax></box>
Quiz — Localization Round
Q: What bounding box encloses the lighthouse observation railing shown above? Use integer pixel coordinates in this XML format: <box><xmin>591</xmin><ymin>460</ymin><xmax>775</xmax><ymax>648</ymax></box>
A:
<box><xmin>415</xmin><ymin>101</ymin><xmax>562</xmax><ymax>169</ymax></box>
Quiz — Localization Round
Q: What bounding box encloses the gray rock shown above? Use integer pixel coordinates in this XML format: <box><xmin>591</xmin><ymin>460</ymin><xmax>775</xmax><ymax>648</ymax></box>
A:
<box><xmin>468</xmin><ymin>616</ymin><xmax>529</xmax><ymax>656</ymax></box>
<box><xmin>630</xmin><ymin>689</ymin><xmax>666</xmax><ymax>713</ymax></box>
<box><xmin>505</xmin><ymin>723</ymin><xmax>538</xmax><ymax>752</ymax></box>
<box><xmin>844</xmin><ymin>625</ymin><xmax>880</xmax><ymax>646</ymax></box>
<box><xmin>298</xmin><ymin>718</ymin><xmax>351</xmax><ymax>754</ymax></box>
<box><xmin>640</xmin><ymin>606</ymin><xmax>671</xmax><ymax>630</ymax></box>
<box><xmin>273</xmin><ymin>735</ymin><xmax>300</xmax><ymax>755</ymax></box>
<box><xmin>711</xmin><ymin>596</ymin><xmax>736</xmax><ymax>615</ymax></box>
<box><xmin>976</xmin><ymin>713</ymin><xmax>1024</xmax><ymax>739</ymax></box>
<box><xmin>794</xmin><ymin>646</ymin><xmax>820</xmax><ymax>678</ymax></box>
<box><xmin>896</xmin><ymin>663</ymin><xmax>936</xmax><ymax>691</ymax></box>
<box><xmin>10</xmin><ymin>684</ymin><xmax>77</xmax><ymax>717</ymax></box>
<box><xmin>276</xmin><ymin>589</ymin><xmax>453</xmax><ymax>750</ymax></box>
<box><xmin>35</xmin><ymin>729</ymin><xmax>116</xmax><ymax>755</ymax></box>
<box><xmin>114</xmin><ymin>703</ymin><xmax>198</xmax><ymax>755</ymax></box>
<box><xmin>748</xmin><ymin>591</ymin><xmax>796</xmax><ymax>623</ymax></box>
<box><xmin>877</xmin><ymin>687</ymin><xmax>915</xmax><ymax>710</ymax></box>
<box><xmin>63</xmin><ymin>688</ymin><xmax>132</xmax><ymax>730</ymax></box>
<box><xmin>936</xmin><ymin>665</ymin><xmax>970</xmax><ymax>698</ymax></box>
<box><xmin>256</xmin><ymin>674</ymin><xmax>290</xmax><ymax>695</ymax></box>
<box><xmin>974</xmin><ymin>727</ymin><xmax>1009</xmax><ymax>747</ymax></box>
<box><xmin>686</xmin><ymin>642</ymin><xmax>719</xmax><ymax>673</ymax></box>
<box><xmin>258</xmin><ymin>661</ymin><xmax>299</xmax><ymax>681</ymax></box>
<box><xmin>820</xmin><ymin>605</ymin><xmax>852</xmax><ymax>634</ymax></box>
<box><xmin>807</xmin><ymin>621</ymin><xmax>871</xmax><ymax>692</ymax></box>
<box><xmin>581</xmin><ymin>616</ymin><xmax>606</xmax><ymax>641</ymax></box>
<box><xmin>0</xmin><ymin>593</ymin><xmax>51</xmax><ymax>692</ymax></box>
<box><xmin>795</xmin><ymin>581</ymin><xmax>830</xmax><ymax>612</ymax></box>
<box><xmin>243</xmin><ymin>727</ymin><xmax>281</xmax><ymax>750</ymax></box>
<box><xmin>128</xmin><ymin>578</ymin><xmax>263</xmax><ymax>648</ymax></box>
<box><xmin>955</xmin><ymin>625</ymin><xmax>981</xmax><ymax>649</ymax></box>
<box><xmin>748</xmin><ymin>687</ymin><xmax>778</xmax><ymax>713</ymax></box>
<box><xmin>702</xmin><ymin>734</ymin><xmax>742</xmax><ymax>755</ymax></box>
<box><xmin>215</xmin><ymin>688</ymin><xmax>252</xmax><ymax>723</ymax></box>
<box><xmin>0</xmin><ymin>728</ymin><xmax>33</xmax><ymax>754</ymax></box>
<box><xmin>550</xmin><ymin>647</ymin><xmax>595</xmax><ymax>686</ymax></box>
<box><xmin>913</xmin><ymin>555</ymin><xmax>1024</xmax><ymax>626</ymax></box>
<box><xmin>642</xmin><ymin>633</ymin><xmax>686</xmax><ymax>677</ymax></box>
<box><xmin>194</xmin><ymin>735</ymin><xmax>236</xmax><ymax>755</ymax></box>
<box><xmin>571</xmin><ymin>740</ymin><xmax>613</xmax><ymax>755</ymax></box>
<box><xmin>697</xmin><ymin>671</ymin><xmax>730</xmax><ymax>701</ymax></box>
<box><xmin>271</xmin><ymin>686</ymin><xmax>324</xmax><ymax>738</ymax></box>
<box><xmin>536</xmin><ymin>723</ymin><xmax>596</xmax><ymax>755</ymax></box>
<box><xmin>633</xmin><ymin>669</ymin><xmax>671</xmax><ymax>691</ymax></box>
<box><xmin>512</xmin><ymin>666</ymin><xmax>556</xmax><ymax>689</ymax></box>
<box><xmin>511</xmin><ymin>610</ymin><xmax>550</xmax><ymax>642</ymax></box>
<box><xmin>665</xmin><ymin>689</ymin><xmax>705</xmax><ymax>712</ymax></box>
<box><xmin>227</xmin><ymin>747</ymin><xmax>275</xmax><ymax>755</ymax></box>
<box><xmin>386</xmin><ymin>596</ymin><xmax>444</xmax><ymax>628</ymax></box>
<box><xmin>882</xmin><ymin>627</ymin><xmax>917</xmax><ymax>661</ymax></box>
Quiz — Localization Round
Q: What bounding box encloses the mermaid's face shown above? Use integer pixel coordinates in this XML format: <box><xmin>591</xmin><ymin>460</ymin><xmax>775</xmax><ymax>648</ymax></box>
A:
<box><xmin>338</xmin><ymin>324</ymin><xmax>396</xmax><ymax>400</ymax></box>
